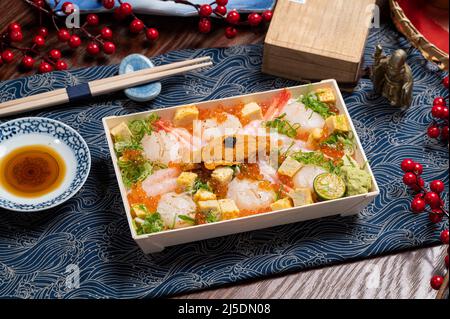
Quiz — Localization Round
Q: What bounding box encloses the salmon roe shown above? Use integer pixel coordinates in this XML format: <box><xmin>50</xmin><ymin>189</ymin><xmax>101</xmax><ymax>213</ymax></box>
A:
<box><xmin>236</xmin><ymin>163</ymin><xmax>263</xmax><ymax>180</ymax></box>
<box><xmin>127</xmin><ymin>183</ymin><xmax>160</xmax><ymax>214</ymax></box>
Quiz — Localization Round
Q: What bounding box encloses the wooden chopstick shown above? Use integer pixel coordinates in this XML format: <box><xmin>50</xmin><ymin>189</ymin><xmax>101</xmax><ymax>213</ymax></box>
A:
<box><xmin>0</xmin><ymin>56</ymin><xmax>212</xmax><ymax>117</ymax></box>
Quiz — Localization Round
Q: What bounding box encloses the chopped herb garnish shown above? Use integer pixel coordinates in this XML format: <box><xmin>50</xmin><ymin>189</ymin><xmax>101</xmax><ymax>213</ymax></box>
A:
<box><xmin>192</xmin><ymin>179</ymin><xmax>212</xmax><ymax>194</ymax></box>
<box><xmin>292</xmin><ymin>151</ymin><xmax>342</xmax><ymax>175</ymax></box>
<box><xmin>178</xmin><ymin>215</ymin><xmax>196</xmax><ymax>224</ymax></box>
<box><xmin>320</xmin><ymin>131</ymin><xmax>355</xmax><ymax>154</ymax></box>
<box><xmin>264</xmin><ymin>113</ymin><xmax>300</xmax><ymax>138</ymax></box>
<box><xmin>205</xmin><ymin>211</ymin><xmax>218</xmax><ymax>223</ymax></box>
<box><xmin>114</xmin><ymin>140</ymin><xmax>143</xmax><ymax>157</ymax></box>
<box><xmin>300</xmin><ymin>92</ymin><xmax>335</xmax><ymax>119</ymax></box>
<box><xmin>137</xmin><ymin>212</ymin><xmax>164</xmax><ymax>235</ymax></box>
<box><xmin>128</xmin><ymin>113</ymin><xmax>160</xmax><ymax>142</ymax></box>
<box><xmin>118</xmin><ymin>154</ymin><xmax>153</xmax><ymax>188</ymax></box>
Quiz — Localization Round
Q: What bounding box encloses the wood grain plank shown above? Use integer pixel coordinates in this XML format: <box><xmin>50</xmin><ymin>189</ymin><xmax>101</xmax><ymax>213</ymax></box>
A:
<box><xmin>175</xmin><ymin>246</ymin><xmax>448</xmax><ymax>299</ymax></box>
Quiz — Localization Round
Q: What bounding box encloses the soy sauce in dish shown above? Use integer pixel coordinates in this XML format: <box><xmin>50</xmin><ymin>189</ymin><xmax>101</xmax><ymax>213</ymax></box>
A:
<box><xmin>0</xmin><ymin>145</ymin><xmax>66</xmax><ymax>198</ymax></box>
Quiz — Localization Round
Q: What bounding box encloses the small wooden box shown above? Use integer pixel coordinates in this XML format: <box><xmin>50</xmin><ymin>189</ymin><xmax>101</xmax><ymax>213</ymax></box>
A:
<box><xmin>263</xmin><ymin>0</ymin><xmax>376</xmax><ymax>84</ymax></box>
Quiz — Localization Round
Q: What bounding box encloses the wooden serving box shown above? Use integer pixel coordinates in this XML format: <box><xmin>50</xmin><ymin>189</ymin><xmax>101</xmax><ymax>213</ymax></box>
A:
<box><xmin>263</xmin><ymin>0</ymin><xmax>376</xmax><ymax>85</ymax></box>
<box><xmin>103</xmin><ymin>80</ymin><xmax>379</xmax><ymax>254</ymax></box>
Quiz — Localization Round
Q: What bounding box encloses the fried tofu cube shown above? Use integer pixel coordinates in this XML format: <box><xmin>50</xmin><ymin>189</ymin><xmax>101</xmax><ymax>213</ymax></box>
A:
<box><xmin>131</xmin><ymin>203</ymin><xmax>148</xmax><ymax>219</ymax></box>
<box><xmin>193</xmin><ymin>189</ymin><xmax>217</xmax><ymax>202</ymax></box>
<box><xmin>325</xmin><ymin>115</ymin><xmax>349</xmax><ymax>134</ymax></box>
<box><xmin>176</xmin><ymin>172</ymin><xmax>198</xmax><ymax>191</ymax></box>
<box><xmin>218</xmin><ymin>199</ymin><xmax>240</xmax><ymax>220</ymax></box>
<box><xmin>197</xmin><ymin>200</ymin><xmax>221</xmax><ymax>214</ymax></box>
<box><xmin>173</xmin><ymin>105</ymin><xmax>199</xmax><ymax>127</ymax></box>
<box><xmin>306</xmin><ymin>128</ymin><xmax>324</xmax><ymax>149</ymax></box>
<box><xmin>289</xmin><ymin>188</ymin><xmax>314</xmax><ymax>207</ymax></box>
<box><xmin>111</xmin><ymin>122</ymin><xmax>132</xmax><ymax>141</ymax></box>
<box><xmin>241</xmin><ymin>102</ymin><xmax>263</xmax><ymax>121</ymax></box>
<box><xmin>211</xmin><ymin>167</ymin><xmax>234</xmax><ymax>185</ymax></box>
<box><xmin>316</xmin><ymin>88</ymin><xmax>336</xmax><ymax>104</ymax></box>
<box><xmin>270</xmin><ymin>198</ymin><xmax>293</xmax><ymax>211</ymax></box>
<box><xmin>278</xmin><ymin>157</ymin><xmax>303</xmax><ymax>177</ymax></box>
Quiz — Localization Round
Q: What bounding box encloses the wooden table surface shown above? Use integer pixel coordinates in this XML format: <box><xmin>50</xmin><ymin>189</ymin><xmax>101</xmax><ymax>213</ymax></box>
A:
<box><xmin>0</xmin><ymin>1</ymin><xmax>447</xmax><ymax>299</ymax></box>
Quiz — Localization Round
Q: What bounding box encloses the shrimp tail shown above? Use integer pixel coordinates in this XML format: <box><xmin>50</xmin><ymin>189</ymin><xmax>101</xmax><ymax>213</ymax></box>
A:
<box><xmin>264</xmin><ymin>89</ymin><xmax>292</xmax><ymax>120</ymax></box>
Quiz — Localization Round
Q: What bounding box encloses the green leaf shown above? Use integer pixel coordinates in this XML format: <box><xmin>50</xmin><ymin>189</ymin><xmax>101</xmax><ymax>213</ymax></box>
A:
<box><xmin>292</xmin><ymin>151</ymin><xmax>342</xmax><ymax>175</ymax></box>
<box><xmin>192</xmin><ymin>179</ymin><xmax>212</xmax><ymax>193</ymax></box>
<box><xmin>114</xmin><ymin>140</ymin><xmax>143</xmax><ymax>157</ymax></box>
<box><xmin>205</xmin><ymin>211</ymin><xmax>218</xmax><ymax>223</ymax></box>
<box><xmin>128</xmin><ymin>113</ymin><xmax>160</xmax><ymax>142</ymax></box>
<box><xmin>264</xmin><ymin>113</ymin><xmax>300</xmax><ymax>138</ymax></box>
<box><xmin>178</xmin><ymin>215</ymin><xmax>196</xmax><ymax>224</ymax></box>
<box><xmin>118</xmin><ymin>157</ymin><xmax>153</xmax><ymax>188</ymax></box>
<box><xmin>300</xmin><ymin>92</ymin><xmax>335</xmax><ymax>119</ymax></box>
<box><xmin>140</xmin><ymin>212</ymin><xmax>164</xmax><ymax>234</ymax></box>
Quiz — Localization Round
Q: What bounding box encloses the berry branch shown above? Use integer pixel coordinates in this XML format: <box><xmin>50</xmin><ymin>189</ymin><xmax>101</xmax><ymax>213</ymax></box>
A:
<box><xmin>401</xmin><ymin>76</ymin><xmax>449</xmax><ymax>296</ymax></box>
<box><xmin>0</xmin><ymin>0</ymin><xmax>273</xmax><ymax>73</ymax></box>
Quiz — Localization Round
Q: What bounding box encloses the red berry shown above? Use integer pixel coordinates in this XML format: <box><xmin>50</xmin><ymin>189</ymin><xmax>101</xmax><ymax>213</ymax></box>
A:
<box><xmin>199</xmin><ymin>4</ymin><xmax>213</xmax><ymax>17</ymax></box>
<box><xmin>441</xmin><ymin>126</ymin><xmax>449</xmax><ymax>141</ymax></box>
<box><xmin>226</xmin><ymin>10</ymin><xmax>240</xmax><ymax>24</ymax></box>
<box><xmin>49</xmin><ymin>49</ymin><xmax>62</xmax><ymax>60</ymax></box>
<box><xmin>21</xmin><ymin>56</ymin><xmax>35</xmax><ymax>69</ymax></box>
<box><xmin>86</xmin><ymin>14</ymin><xmax>100</xmax><ymax>26</ymax></box>
<box><xmin>101</xmin><ymin>27</ymin><xmax>113</xmax><ymax>40</ymax></box>
<box><xmin>38</xmin><ymin>61</ymin><xmax>53</xmax><ymax>73</ymax></box>
<box><xmin>68</xmin><ymin>35</ymin><xmax>81</xmax><ymax>48</ymax></box>
<box><xmin>427</xmin><ymin>125</ymin><xmax>440</xmax><ymax>139</ymax></box>
<box><xmin>441</xmin><ymin>107</ymin><xmax>449</xmax><ymax>120</ymax></box>
<box><xmin>33</xmin><ymin>35</ymin><xmax>46</xmax><ymax>47</ymax></box>
<box><xmin>402</xmin><ymin>172</ymin><xmax>417</xmax><ymax>186</ymax></box>
<box><xmin>118</xmin><ymin>2</ymin><xmax>132</xmax><ymax>16</ymax></box>
<box><xmin>225</xmin><ymin>26</ymin><xmax>237</xmax><ymax>39</ymax></box>
<box><xmin>216</xmin><ymin>0</ymin><xmax>228</xmax><ymax>5</ymax></box>
<box><xmin>102</xmin><ymin>0</ymin><xmax>115</xmax><ymax>9</ymax></box>
<box><xmin>430</xmin><ymin>180</ymin><xmax>445</xmax><ymax>194</ymax></box>
<box><xmin>58</xmin><ymin>28</ymin><xmax>71</xmax><ymax>42</ymax></box>
<box><xmin>113</xmin><ymin>7</ymin><xmax>126</xmax><ymax>20</ymax></box>
<box><xmin>440</xmin><ymin>229</ymin><xmax>449</xmax><ymax>245</ymax></box>
<box><xmin>411</xmin><ymin>177</ymin><xmax>424</xmax><ymax>192</ymax></box>
<box><xmin>413</xmin><ymin>163</ymin><xmax>423</xmax><ymax>175</ymax></box>
<box><xmin>443</xmin><ymin>76</ymin><xmax>449</xmax><ymax>89</ymax></box>
<box><xmin>86</xmin><ymin>41</ymin><xmax>100</xmax><ymax>55</ymax></box>
<box><xmin>401</xmin><ymin>159</ymin><xmax>415</xmax><ymax>172</ymax></box>
<box><xmin>1</xmin><ymin>50</ymin><xmax>14</xmax><ymax>64</ymax></box>
<box><xmin>129</xmin><ymin>19</ymin><xmax>145</xmax><ymax>33</ymax></box>
<box><xmin>430</xmin><ymin>275</ymin><xmax>443</xmax><ymax>290</ymax></box>
<box><xmin>55</xmin><ymin>60</ymin><xmax>68</xmax><ymax>71</ymax></box>
<box><xmin>424</xmin><ymin>192</ymin><xmax>441</xmax><ymax>209</ymax></box>
<box><xmin>433</xmin><ymin>97</ymin><xmax>446</xmax><ymax>107</ymax></box>
<box><xmin>214</xmin><ymin>5</ymin><xmax>227</xmax><ymax>16</ymax></box>
<box><xmin>248</xmin><ymin>13</ymin><xmax>263</xmax><ymax>26</ymax></box>
<box><xmin>445</xmin><ymin>255</ymin><xmax>449</xmax><ymax>269</ymax></box>
<box><xmin>145</xmin><ymin>28</ymin><xmax>159</xmax><ymax>41</ymax></box>
<box><xmin>61</xmin><ymin>2</ymin><xmax>75</xmax><ymax>15</ymax></box>
<box><xmin>198</xmin><ymin>18</ymin><xmax>212</xmax><ymax>34</ymax></box>
<box><xmin>411</xmin><ymin>198</ymin><xmax>426</xmax><ymax>213</ymax></box>
<box><xmin>38</xmin><ymin>27</ymin><xmax>49</xmax><ymax>38</ymax></box>
<box><xmin>431</xmin><ymin>105</ymin><xmax>444</xmax><ymax>119</ymax></box>
<box><xmin>262</xmin><ymin>10</ymin><xmax>273</xmax><ymax>22</ymax></box>
<box><xmin>33</xmin><ymin>0</ymin><xmax>44</xmax><ymax>7</ymax></box>
<box><xmin>103</xmin><ymin>41</ymin><xmax>116</xmax><ymax>54</ymax></box>
<box><xmin>8</xmin><ymin>22</ymin><xmax>21</xmax><ymax>33</ymax></box>
<box><xmin>429</xmin><ymin>211</ymin><xmax>443</xmax><ymax>223</ymax></box>
<box><xmin>9</xmin><ymin>30</ymin><xmax>23</xmax><ymax>42</ymax></box>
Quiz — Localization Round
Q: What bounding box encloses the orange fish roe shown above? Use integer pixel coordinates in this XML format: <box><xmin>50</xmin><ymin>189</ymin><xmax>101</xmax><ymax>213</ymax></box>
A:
<box><xmin>296</xmin><ymin>129</ymin><xmax>310</xmax><ymax>142</ymax></box>
<box><xmin>127</xmin><ymin>183</ymin><xmax>160</xmax><ymax>214</ymax></box>
<box><xmin>238</xmin><ymin>207</ymin><xmax>272</xmax><ymax>218</ymax></box>
<box><xmin>236</xmin><ymin>163</ymin><xmax>263</xmax><ymax>180</ymax></box>
<box><xmin>198</xmin><ymin>103</ymin><xmax>245</xmax><ymax>123</ymax></box>
<box><xmin>278</xmin><ymin>174</ymin><xmax>294</xmax><ymax>189</ymax></box>
<box><xmin>258</xmin><ymin>180</ymin><xmax>273</xmax><ymax>191</ymax></box>
<box><xmin>209</xmin><ymin>179</ymin><xmax>228</xmax><ymax>199</ymax></box>
<box><xmin>320</xmin><ymin>144</ymin><xmax>345</xmax><ymax>160</ymax></box>
<box><xmin>122</xmin><ymin>149</ymin><xmax>142</xmax><ymax>161</ymax></box>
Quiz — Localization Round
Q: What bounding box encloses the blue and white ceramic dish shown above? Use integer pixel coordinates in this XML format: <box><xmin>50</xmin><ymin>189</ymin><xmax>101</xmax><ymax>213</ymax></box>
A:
<box><xmin>119</xmin><ymin>54</ymin><xmax>161</xmax><ymax>102</ymax></box>
<box><xmin>47</xmin><ymin>0</ymin><xmax>275</xmax><ymax>16</ymax></box>
<box><xmin>0</xmin><ymin>117</ymin><xmax>91</xmax><ymax>212</ymax></box>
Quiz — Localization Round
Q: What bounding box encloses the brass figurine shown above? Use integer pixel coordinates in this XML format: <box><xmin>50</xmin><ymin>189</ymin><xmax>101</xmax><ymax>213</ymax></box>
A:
<box><xmin>371</xmin><ymin>45</ymin><xmax>413</xmax><ymax>108</ymax></box>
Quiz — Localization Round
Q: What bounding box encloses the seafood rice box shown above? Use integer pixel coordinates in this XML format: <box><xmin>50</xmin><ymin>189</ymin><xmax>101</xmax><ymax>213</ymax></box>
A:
<box><xmin>103</xmin><ymin>80</ymin><xmax>379</xmax><ymax>253</ymax></box>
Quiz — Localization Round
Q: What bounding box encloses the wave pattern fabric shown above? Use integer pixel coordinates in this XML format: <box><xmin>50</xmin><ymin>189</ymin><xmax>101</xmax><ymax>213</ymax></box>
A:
<box><xmin>0</xmin><ymin>25</ymin><xmax>448</xmax><ymax>298</ymax></box>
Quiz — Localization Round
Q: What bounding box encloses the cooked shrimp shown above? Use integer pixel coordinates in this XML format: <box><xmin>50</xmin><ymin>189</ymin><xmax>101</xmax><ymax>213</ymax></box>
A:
<box><xmin>227</xmin><ymin>178</ymin><xmax>276</xmax><ymax>211</ymax></box>
<box><xmin>281</xmin><ymin>100</ymin><xmax>325</xmax><ymax>131</ymax></box>
<box><xmin>263</xmin><ymin>89</ymin><xmax>292</xmax><ymax>120</ymax></box>
<box><xmin>141</xmin><ymin>167</ymin><xmax>180</xmax><ymax>197</ymax></box>
<box><xmin>157</xmin><ymin>192</ymin><xmax>197</xmax><ymax>229</ymax></box>
<box><xmin>202</xmin><ymin>113</ymin><xmax>242</xmax><ymax>142</ymax></box>
<box><xmin>292</xmin><ymin>165</ymin><xmax>327</xmax><ymax>190</ymax></box>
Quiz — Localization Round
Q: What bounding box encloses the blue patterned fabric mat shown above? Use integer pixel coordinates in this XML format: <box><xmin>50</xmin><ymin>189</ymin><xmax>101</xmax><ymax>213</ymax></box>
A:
<box><xmin>0</xmin><ymin>25</ymin><xmax>448</xmax><ymax>298</ymax></box>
